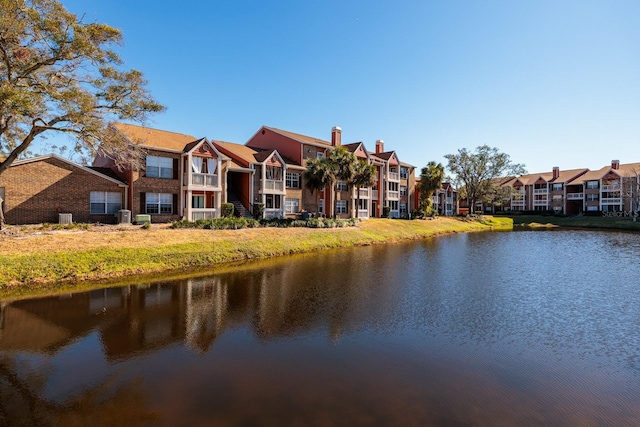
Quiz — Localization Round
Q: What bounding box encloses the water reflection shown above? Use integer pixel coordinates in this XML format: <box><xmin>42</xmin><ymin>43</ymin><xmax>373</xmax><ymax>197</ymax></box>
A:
<box><xmin>1</xmin><ymin>230</ymin><xmax>640</xmax><ymax>425</ymax></box>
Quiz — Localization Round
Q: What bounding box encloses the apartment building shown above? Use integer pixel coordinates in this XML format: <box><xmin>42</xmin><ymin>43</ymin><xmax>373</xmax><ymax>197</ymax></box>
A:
<box><xmin>93</xmin><ymin>123</ymin><xmax>226</xmax><ymax>222</ymax></box>
<box><xmin>502</xmin><ymin>160</ymin><xmax>640</xmax><ymax>214</ymax></box>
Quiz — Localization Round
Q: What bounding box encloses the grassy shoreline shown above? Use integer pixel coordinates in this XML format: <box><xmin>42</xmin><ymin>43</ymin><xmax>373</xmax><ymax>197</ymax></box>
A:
<box><xmin>0</xmin><ymin>217</ymin><xmax>511</xmax><ymax>296</ymax></box>
<box><xmin>4</xmin><ymin>214</ymin><xmax>637</xmax><ymax>298</ymax></box>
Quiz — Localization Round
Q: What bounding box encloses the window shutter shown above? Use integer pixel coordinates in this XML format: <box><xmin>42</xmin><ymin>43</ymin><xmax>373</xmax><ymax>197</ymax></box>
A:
<box><xmin>140</xmin><ymin>192</ymin><xmax>146</xmax><ymax>214</ymax></box>
<box><xmin>173</xmin><ymin>193</ymin><xmax>178</xmax><ymax>215</ymax></box>
<box><xmin>173</xmin><ymin>158</ymin><xmax>179</xmax><ymax>179</ymax></box>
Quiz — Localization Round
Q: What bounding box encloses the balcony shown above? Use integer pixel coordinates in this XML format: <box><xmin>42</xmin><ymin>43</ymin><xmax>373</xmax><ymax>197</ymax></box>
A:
<box><xmin>602</xmin><ymin>184</ymin><xmax>620</xmax><ymax>191</ymax></box>
<box><xmin>533</xmin><ymin>199</ymin><xmax>548</xmax><ymax>206</ymax></box>
<box><xmin>601</xmin><ymin>198</ymin><xmax>621</xmax><ymax>204</ymax></box>
<box><xmin>533</xmin><ymin>188</ymin><xmax>548</xmax><ymax>194</ymax></box>
<box><xmin>511</xmin><ymin>199</ymin><xmax>525</xmax><ymax>206</ymax></box>
<box><xmin>190</xmin><ymin>208</ymin><xmax>218</xmax><ymax>221</ymax></box>
<box><xmin>388</xmin><ymin>191</ymin><xmax>400</xmax><ymax>200</ymax></box>
<box><xmin>263</xmin><ymin>179</ymin><xmax>284</xmax><ymax>192</ymax></box>
<box><xmin>357</xmin><ymin>188</ymin><xmax>370</xmax><ymax>198</ymax></box>
<box><xmin>388</xmin><ymin>172</ymin><xmax>400</xmax><ymax>181</ymax></box>
<box><xmin>358</xmin><ymin>209</ymin><xmax>369</xmax><ymax>219</ymax></box>
<box><xmin>566</xmin><ymin>193</ymin><xmax>583</xmax><ymax>200</ymax></box>
<box><xmin>183</xmin><ymin>173</ymin><xmax>218</xmax><ymax>188</ymax></box>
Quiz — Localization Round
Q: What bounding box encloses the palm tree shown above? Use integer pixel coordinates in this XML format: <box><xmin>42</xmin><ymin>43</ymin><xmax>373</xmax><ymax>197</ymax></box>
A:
<box><xmin>418</xmin><ymin>161</ymin><xmax>445</xmax><ymax>215</ymax></box>
<box><xmin>304</xmin><ymin>156</ymin><xmax>334</xmax><ymax>216</ymax></box>
<box><xmin>328</xmin><ymin>146</ymin><xmax>357</xmax><ymax>218</ymax></box>
<box><xmin>351</xmin><ymin>161</ymin><xmax>376</xmax><ymax>218</ymax></box>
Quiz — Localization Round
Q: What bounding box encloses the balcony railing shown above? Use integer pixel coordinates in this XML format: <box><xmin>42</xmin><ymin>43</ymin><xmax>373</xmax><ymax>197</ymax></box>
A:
<box><xmin>263</xmin><ymin>179</ymin><xmax>284</xmax><ymax>192</ymax></box>
<box><xmin>183</xmin><ymin>173</ymin><xmax>218</xmax><ymax>188</ymax></box>
<box><xmin>388</xmin><ymin>191</ymin><xmax>400</xmax><ymax>200</ymax></box>
<box><xmin>602</xmin><ymin>184</ymin><xmax>620</xmax><ymax>191</ymax></box>
<box><xmin>533</xmin><ymin>200</ymin><xmax>548</xmax><ymax>206</ymax></box>
<box><xmin>552</xmin><ymin>195</ymin><xmax>563</xmax><ymax>200</ymax></box>
<box><xmin>601</xmin><ymin>198</ymin><xmax>621</xmax><ymax>204</ymax></box>
<box><xmin>388</xmin><ymin>172</ymin><xmax>400</xmax><ymax>181</ymax></box>
<box><xmin>566</xmin><ymin>193</ymin><xmax>583</xmax><ymax>200</ymax></box>
<box><xmin>357</xmin><ymin>188</ymin><xmax>370</xmax><ymax>198</ymax></box>
<box><xmin>511</xmin><ymin>199</ymin><xmax>525</xmax><ymax>206</ymax></box>
<box><xmin>533</xmin><ymin>188</ymin><xmax>548</xmax><ymax>194</ymax></box>
<box><xmin>191</xmin><ymin>208</ymin><xmax>218</xmax><ymax>221</ymax></box>
<box><xmin>372</xmin><ymin>190</ymin><xmax>379</xmax><ymax>200</ymax></box>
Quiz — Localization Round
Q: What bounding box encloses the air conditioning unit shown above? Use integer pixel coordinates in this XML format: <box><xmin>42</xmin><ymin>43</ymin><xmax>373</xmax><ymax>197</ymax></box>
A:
<box><xmin>58</xmin><ymin>213</ymin><xmax>72</xmax><ymax>224</ymax></box>
<box><xmin>117</xmin><ymin>210</ymin><xmax>132</xmax><ymax>224</ymax></box>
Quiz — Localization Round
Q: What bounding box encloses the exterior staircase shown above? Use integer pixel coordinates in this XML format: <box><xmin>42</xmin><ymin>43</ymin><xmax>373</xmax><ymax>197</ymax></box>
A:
<box><xmin>227</xmin><ymin>192</ymin><xmax>252</xmax><ymax>218</ymax></box>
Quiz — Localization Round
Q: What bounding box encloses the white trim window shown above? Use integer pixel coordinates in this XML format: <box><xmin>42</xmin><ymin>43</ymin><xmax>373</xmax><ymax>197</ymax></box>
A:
<box><xmin>336</xmin><ymin>200</ymin><xmax>347</xmax><ymax>214</ymax></box>
<box><xmin>90</xmin><ymin>192</ymin><xmax>122</xmax><ymax>214</ymax></box>
<box><xmin>286</xmin><ymin>172</ymin><xmax>300</xmax><ymax>189</ymax></box>
<box><xmin>586</xmin><ymin>181</ymin><xmax>599</xmax><ymax>190</ymax></box>
<box><xmin>285</xmin><ymin>198</ymin><xmax>299</xmax><ymax>214</ymax></box>
<box><xmin>400</xmin><ymin>203</ymin><xmax>407</xmax><ymax>216</ymax></box>
<box><xmin>146</xmin><ymin>193</ymin><xmax>172</xmax><ymax>214</ymax></box>
<box><xmin>146</xmin><ymin>155</ymin><xmax>173</xmax><ymax>178</ymax></box>
<box><xmin>400</xmin><ymin>167</ymin><xmax>408</xmax><ymax>179</ymax></box>
<box><xmin>192</xmin><ymin>195</ymin><xmax>205</xmax><ymax>208</ymax></box>
<box><xmin>337</xmin><ymin>181</ymin><xmax>348</xmax><ymax>192</ymax></box>
<box><xmin>400</xmin><ymin>185</ymin><xmax>407</xmax><ymax>196</ymax></box>
<box><xmin>552</xmin><ymin>183</ymin><xmax>563</xmax><ymax>191</ymax></box>
<box><xmin>265</xmin><ymin>194</ymin><xmax>282</xmax><ymax>209</ymax></box>
<box><xmin>317</xmin><ymin>152</ymin><xmax>325</xmax><ymax>159</ymax></box>
<box><xmin>318</xmin><ymin>199</ymin><xmax>325</xmax><ymax>214</ymax></box>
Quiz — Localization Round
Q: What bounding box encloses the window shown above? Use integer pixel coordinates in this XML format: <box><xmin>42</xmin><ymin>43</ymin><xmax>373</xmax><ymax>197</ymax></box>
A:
<box><xmin>285</xmin><ymin>198</ymin><xmax>299</xmax><ymax>214</ymax></box>
<box><xmin>337</xmin><ymin>181</ymin><xmax>348</xmax><ymax>191</ymax></box>
<box><xmin>400</xmin><ymin>168</ymin><xmax>408</xmax><ymax>179</ymax></box>
<box><xmin>146</xmin><ymin>156</ymin><xmax>173</xmax><ymax>178</ymax></box>
<box><xmin>90</xmin><ymin>192</ymin><xmax>122</xmax><ymax>214</ymax></box>
<box><xmin>400</xmin><ymin>203</ymin><xmax>407</xmax><ymax>215</ymax></box>
<box><xmin>146</xmin><ymin>193</ymin><xmax>173</xmax><ymax>214</ymax></box>
<box><xmin>587</xmin><ymin>181</ymin><xmax>599</xmax><ymax>190</ymax></box>
<box><xmin>552</xmin><ymin>183</ymin><xmax>562</xmax><ymax>191</ymax></box>
<box><xmin>317</xmin><ymin>152</ymin><xmax>325</xmax><ymax>159</ymax></box>
<box><xmin>265</xmin><ymin>194</ymin><xmax>281</xmax><ymax>209</ymax></box>
<box><xmin>265</xmin><ymin>165</ymin><xmax>282</xmax><ymax>180</ymax></box>
<box><xmin>400</xmin><ymin>186</ymin><xmax>407</xmax><ymax>196</ymax></box>
<box><xmin>587</xmin><ymin>206</ymin><xmax>598</xmax><ymax>211</ymax></box>
<box><xmin>389</xmin><ymin>182</ymin><xmax>399</xmax><ymax>192</ymax></box>
<box><xmin>336</xmin><ymin>200</ymin><xmax>347</xmax><ymax>214</ymax></box>
<box><xmin>318</xmin><ymin>199</ymin><xmax>324</xmax><ymax>214</ymax></box>
<box><xmin>192</xmin><ymin>195</ymin><xmax>205</xmax><ymax>209</ymax></box>
<box><xmin>587</xmin><ymin>194</ymin><xmax>599</xmax><ymax>202</ymax></box>
<box><xmin>389</xmin><ymin>201</ymin><xmax>399</xmax><ymax>211</ymax></box>
<box><xmin>358</xmin><ymin>199</ymin><xmax>368</xmax><ymax>209</ymax></box>
<box><xmin>286</xmin><ymin>172</ymin><xmax>300</xmax><ymax>189</ymax></box>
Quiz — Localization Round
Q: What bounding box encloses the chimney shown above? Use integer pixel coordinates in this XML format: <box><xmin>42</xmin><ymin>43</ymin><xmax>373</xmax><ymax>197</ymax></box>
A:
<box><xmin>611</xmin><ymin>159</ymin><xmax>620</xmax><ymax>170</ymax></box>
<box><xmin>552</xmin><ymin>166</ymin><xmax>559</xmax><ymax>180</ymax></box>
<box><xmin>331</xmin><ymin>126</ymin><xmax>342</xmax><ymax>146</ymax></box>
<box><xmin>375</xmin><ymin>139</ymin><xmax>384</xmax><ymax>154</ymax></box>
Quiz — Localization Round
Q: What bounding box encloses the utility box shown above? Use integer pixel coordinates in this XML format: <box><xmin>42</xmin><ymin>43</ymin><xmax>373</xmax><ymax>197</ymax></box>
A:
<box><xmin>117</xmin><ymin>210</ymin><xmax>132</xmax><ymax>224</ymax></box>
<box><xmin>135</xmin><ymin>214</ymin><xmax>151</xmax><ymax>224</ymax></box>
<box><xmin>58</xmin><ymin>213</ymin><xmax>72</xmax><ymax>224</ymax></box>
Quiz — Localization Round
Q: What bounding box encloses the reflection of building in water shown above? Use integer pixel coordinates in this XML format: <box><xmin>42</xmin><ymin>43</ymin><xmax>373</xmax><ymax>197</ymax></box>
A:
<box><xmin>0</xmin><ymin>251</ymin><xmax>396</xmax><ymax>358</ymax></box>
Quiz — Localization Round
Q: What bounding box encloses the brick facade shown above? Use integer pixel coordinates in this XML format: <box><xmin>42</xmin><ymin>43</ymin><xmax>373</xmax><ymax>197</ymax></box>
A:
<box><xmin>0</xmin><ymin>155</ymin><xmax>126</xmax><ymax>225</ymax></box>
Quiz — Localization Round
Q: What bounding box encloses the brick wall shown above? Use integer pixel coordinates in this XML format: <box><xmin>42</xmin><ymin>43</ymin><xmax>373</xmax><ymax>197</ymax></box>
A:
<box><xmin>0</xmin><ymin>157</ymin><xmax>126</xmax><ymax>225</ymax></box>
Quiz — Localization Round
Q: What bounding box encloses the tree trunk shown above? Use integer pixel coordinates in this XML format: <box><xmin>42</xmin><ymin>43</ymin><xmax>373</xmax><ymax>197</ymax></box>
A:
<box><xmin>0</xmin><ymin>196</ymin><xmax>4</xmax><ymax>230</ymax></box>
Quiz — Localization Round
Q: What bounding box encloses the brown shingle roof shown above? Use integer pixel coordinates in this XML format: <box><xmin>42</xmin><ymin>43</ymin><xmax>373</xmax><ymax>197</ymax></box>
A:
<box><xmin>550</xmin><ymin>168</ymin><xmax>589</xmax><ymax>183</ymax></box>
<box><xmin>265</xmin><ymin>126</ymin><xmax>331</xmax><ymax>147</ymax></box>
<box><xmin>213</xmin><ymin>141</ymin><xmax>262</xmax><ymax>167</ymax></box>
<box><xmin>113</xmin><ymin>122</ymin><xmax>199</xmax><ymax>151</ymax></box>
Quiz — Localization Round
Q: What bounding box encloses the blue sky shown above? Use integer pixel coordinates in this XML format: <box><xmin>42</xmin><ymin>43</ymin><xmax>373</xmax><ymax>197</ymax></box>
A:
<box><xmin>39</xmin><ymin>0</ymin><xmax>640</xmax><ymax>174</ymax></box>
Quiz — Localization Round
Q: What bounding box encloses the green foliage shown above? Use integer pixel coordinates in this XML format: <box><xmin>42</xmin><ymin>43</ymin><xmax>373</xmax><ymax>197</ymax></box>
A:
<box><xmin>0</xmin><ymin>0</ymin><xmax>164</xmax><ymax>176</ymax></box>
<box><xmin>445</xmin><ymin>145</ymin><xmax>525</xmax><ymax>214</ymax></box>
<box><xmin>141</xmin><ymin>221</ymin><xmax>151</xmax><ymax>229</ymax></box>
<box><xmin>252</xmin><ymin>203</ymin><xmax>264</xmax><ymax>220</ymax></box>
<box><xmin>221</xmin><ymin>203</ymin><xmax>234</xmax><ymax>218</ymax></box>
<box><xmin>170</xmin><ymin>218</ymin><xmax>260</xmax><ymax>230</ymax></box>
<box><xmin>382</xmin><ymin>206</ymin><xmax>391</xmax><ymax>218</ymax></box>
<box><xmin>351</xmin><ymin>160</ymin><xmax>377</xmax><ymax>218</ymax></box>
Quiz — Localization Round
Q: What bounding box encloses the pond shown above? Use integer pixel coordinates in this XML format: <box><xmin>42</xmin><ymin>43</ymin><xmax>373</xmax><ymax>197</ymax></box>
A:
<box><xmin>1</xmin><ymin>230</ymin><xmax>639</xmax><ymax>425</ymax></box>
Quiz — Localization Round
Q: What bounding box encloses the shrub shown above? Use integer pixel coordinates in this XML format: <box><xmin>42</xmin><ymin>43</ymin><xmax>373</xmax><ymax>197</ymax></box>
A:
<box><xmin>253</xmin><ymin>203</ymin><xmax>264</xmax><ymax>220</ymax></box>
<box><xmin>142</xmin><ymin>221</ymin><xmax>151</xmax><ymax>230</ymax></box>
<box><xmin>221</xmin><ymin>203</ymin><xmax>234</xmax><ymax>218</ymax></box>
<box><xmin>382</xmin><ymin>206</ymin><xmax>391</xmax><ymax>218</ymax></box>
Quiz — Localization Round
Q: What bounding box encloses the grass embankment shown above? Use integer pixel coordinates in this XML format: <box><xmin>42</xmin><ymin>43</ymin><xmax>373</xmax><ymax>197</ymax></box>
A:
<box><xmin>0</xmin><ymin>216</ymin><xmax>511</xmax><ymax>294</ymax></box>
<box><xmin>511</xmin><ymin>215</ymin><xmax>640</xmax><ymax>231</ymax></box>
